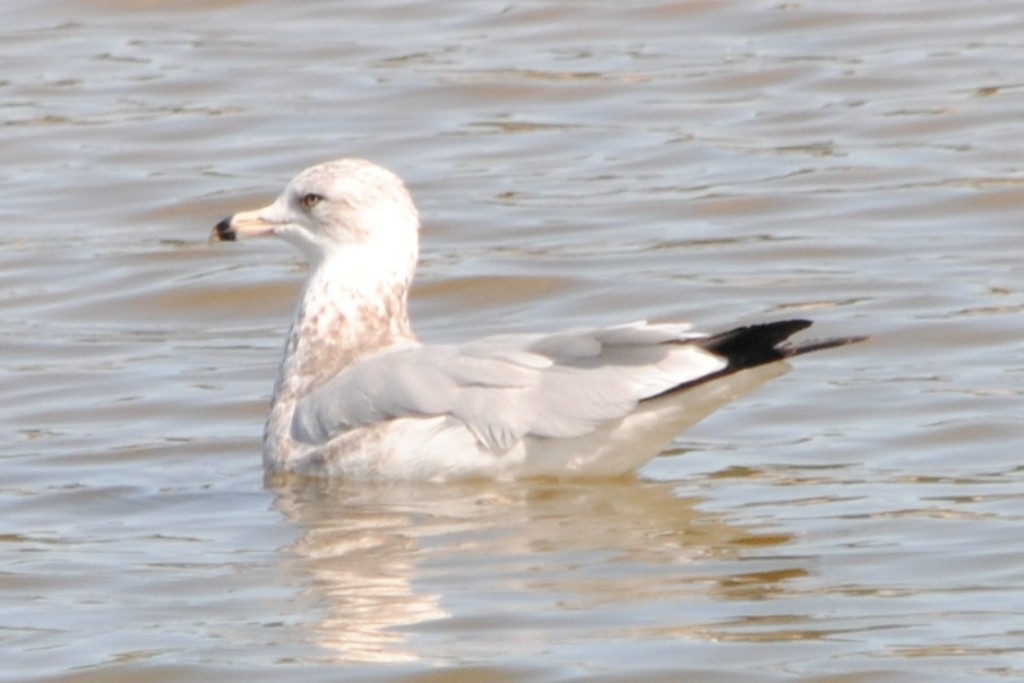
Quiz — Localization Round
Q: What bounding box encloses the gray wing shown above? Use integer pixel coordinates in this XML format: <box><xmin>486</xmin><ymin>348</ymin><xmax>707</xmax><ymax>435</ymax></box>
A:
<box><xmin>291</xmin><ymin>322</ymin><xmax>727</xmax><ymax>452</ymax></box>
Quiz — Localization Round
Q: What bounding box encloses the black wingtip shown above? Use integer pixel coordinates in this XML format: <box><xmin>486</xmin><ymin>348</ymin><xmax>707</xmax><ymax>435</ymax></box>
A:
<box><xmin>641</xmin><ymin>319</ymin><xmax>865</xmax><ymax>403</ymax></box>
<box><xmin>787</xmin><ymin>334</ymin><xmax>869</xmax><ymax>357</ymax></box>
<box><xmin>699</xmin><ymin>319</ymin><xmax>865</xmax><ymax>371</ymax></box>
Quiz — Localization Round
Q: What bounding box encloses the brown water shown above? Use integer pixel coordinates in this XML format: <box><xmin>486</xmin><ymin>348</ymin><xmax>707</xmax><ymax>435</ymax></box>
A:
<box><xmin>3</xmin><ymin>1</ymin><xmax>1024</xmax><ymax>681</ymax></box>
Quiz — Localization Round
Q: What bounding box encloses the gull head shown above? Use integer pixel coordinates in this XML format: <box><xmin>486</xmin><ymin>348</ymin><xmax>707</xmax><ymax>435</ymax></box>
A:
<box><xmin>211</xmin><ymin>158</ymin><xmax>420</xmax><ymax>267</ymax></box>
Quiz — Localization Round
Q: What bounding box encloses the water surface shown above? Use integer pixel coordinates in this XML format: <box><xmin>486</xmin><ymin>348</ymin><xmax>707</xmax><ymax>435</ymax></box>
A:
<box><xmin>3</xmin><ymin>1</ymin><xmax>1024</xmax><ymax>681</ymax></box>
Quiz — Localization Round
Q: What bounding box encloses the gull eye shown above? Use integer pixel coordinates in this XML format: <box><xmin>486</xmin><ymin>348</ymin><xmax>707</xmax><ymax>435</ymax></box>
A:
<box><xmin>300</xmin><ymin>193</ymin><xmax>325</xmax><ymax>210</ymax></box>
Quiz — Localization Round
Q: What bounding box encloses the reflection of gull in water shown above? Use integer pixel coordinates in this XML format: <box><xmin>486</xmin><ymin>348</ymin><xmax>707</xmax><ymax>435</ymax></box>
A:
<box><xmin>271</xmin><ymin>479</ymin><xmax>800</xmax><ymax>663</ymax></box>
<box><xmin>288</xmin><ymin>507</ymin><xmax>446</xmax><ymax>663</ymax></box>
<box><xmin>210</xmin><ymin>159</ymin><xmax>864</xmax><ymax>481</ymax></box>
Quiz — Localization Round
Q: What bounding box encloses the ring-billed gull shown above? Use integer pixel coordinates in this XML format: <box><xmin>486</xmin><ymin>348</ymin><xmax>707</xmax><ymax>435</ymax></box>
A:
<box><xmin>210</xmin><ymin>158</ymin><xmax>864</xmax><ymax>481</ymax></box>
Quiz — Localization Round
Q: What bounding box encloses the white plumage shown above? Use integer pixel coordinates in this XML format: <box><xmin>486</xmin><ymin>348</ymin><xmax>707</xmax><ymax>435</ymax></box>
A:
<box><xmin>211</xmin><ymin>158</ymin><xmax>862</xmax><ymax>482</ymax></box>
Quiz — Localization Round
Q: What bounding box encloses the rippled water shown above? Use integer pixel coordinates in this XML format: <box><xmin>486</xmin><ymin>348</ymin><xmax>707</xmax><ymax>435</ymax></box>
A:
<box><xmin>3</xmin><ymin>1</ymin><xmax>1024</xmax><ymax>681</ymax></box>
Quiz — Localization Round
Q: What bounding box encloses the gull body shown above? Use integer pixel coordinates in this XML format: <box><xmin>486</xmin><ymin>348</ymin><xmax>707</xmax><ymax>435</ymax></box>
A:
<box><xmin>211</xmin><ymin>159</ymin><xmax>863</xmax><ymax>482</ymax></box>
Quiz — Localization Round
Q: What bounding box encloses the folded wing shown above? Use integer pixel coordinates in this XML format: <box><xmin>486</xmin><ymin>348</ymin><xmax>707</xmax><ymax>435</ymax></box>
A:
<box><xmin>290</xmin><ymin>322</ymin><xmax>726</xmax><ymax>452</ymax></box>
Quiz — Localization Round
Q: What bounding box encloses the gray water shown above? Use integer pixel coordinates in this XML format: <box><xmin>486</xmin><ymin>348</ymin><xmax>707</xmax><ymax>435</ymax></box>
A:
<box><xmin>3</xmin><ymin>1</ymin><xmax>1024</xmax><ymax>681</ymax></box>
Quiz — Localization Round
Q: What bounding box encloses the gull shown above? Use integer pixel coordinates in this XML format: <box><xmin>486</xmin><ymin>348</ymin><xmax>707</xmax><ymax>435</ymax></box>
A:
<box><xmin>210</xmin><ymin>158</ymin><xmax>864</xmax><ymax>481</ymax></box>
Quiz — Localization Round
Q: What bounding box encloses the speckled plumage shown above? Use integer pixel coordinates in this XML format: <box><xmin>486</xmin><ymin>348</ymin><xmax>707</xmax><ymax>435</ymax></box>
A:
<box><xmin>211</xmin><ymin>158</ymin><xmax>863</xmax><ymax>482</ymax></box>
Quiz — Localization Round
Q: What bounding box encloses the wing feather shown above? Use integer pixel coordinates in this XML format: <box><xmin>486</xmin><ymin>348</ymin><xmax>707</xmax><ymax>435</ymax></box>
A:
<box><xmin>291</xmin><ymin>322</ymin><xmax>726</xmax><ymax>451</ymax></box>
